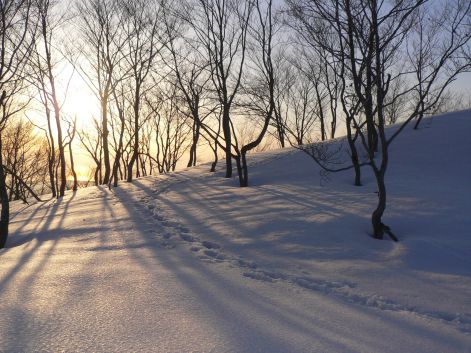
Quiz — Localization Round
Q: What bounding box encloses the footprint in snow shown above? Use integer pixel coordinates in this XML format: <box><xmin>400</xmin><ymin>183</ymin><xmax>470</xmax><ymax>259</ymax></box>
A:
<box><xmin>177</xmin><ymin>226</ymin><xmax>190</xmax><ymax>233</ymax></box>
<box><xmin>203</xmin><ymin>250</ymin><xmax>225</xmax><ymax>260</ymax></box>
<box><xmin>236</xmin><ymin>259</ymin><xmax>257</xmax><ymax>269</ymax></box>
<box><xmin>160</xmin><ymin>240</ymin><xmax>175</xmax><ymax>249</ymax></box>
<box><xmin>201</xmin><ymin>241</ymin><xmax>221</xmax><ymax>250</ymax></box>
<box><xmin>180</xmin><ymin>233</ymin><xmax>196</xmax><ymax>242</ymax></box>
<box><xmin>243</xmin><ymin>271</ymin><xmax>276</xmax><ymax>283</ymax></box>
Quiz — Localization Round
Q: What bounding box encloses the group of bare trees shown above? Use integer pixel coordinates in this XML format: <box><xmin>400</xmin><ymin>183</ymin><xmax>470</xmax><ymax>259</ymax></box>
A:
<box><xmin>287</xmin><ymin>0</ymin><xmax>471</xmax><ymax>239</ymax></box>
<box><xmin>68</xmin><ymin>0</ymin><xmax>282</xmax><ymax>188</ymax></box>
<box><xmin>0</xmin><ymin>0</ymin><xmax>36</xmax><ymax>248</ymax></box>
<box><xmin>0</xmin><ymin>0</ymin><xmax>470</xmax><ymax>248</ymax></box>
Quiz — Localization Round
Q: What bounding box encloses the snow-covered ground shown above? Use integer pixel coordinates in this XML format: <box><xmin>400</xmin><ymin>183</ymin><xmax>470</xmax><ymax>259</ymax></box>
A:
<box><xmin>1</xmin><ymin>110</ymin><xmax>470</xmax><ymax>352</ymax></box>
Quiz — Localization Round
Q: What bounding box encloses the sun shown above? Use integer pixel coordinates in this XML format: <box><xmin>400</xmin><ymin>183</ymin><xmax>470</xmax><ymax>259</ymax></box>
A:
<box><xmin>63</xmin><ymin>72</ymin><xmax>100</xmax><ymax>129</ymax></box>
<box><xmin>74</xmin><ymin>164</ymin><xmax>92</xmax><ymax>182</ymax></box>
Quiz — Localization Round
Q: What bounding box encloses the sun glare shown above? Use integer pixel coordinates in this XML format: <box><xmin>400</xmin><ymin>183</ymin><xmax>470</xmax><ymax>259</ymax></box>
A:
<box><xmin>63</xmin><ymin>72</ymin><xmax>99</xmax><ymax>128</ymax></box>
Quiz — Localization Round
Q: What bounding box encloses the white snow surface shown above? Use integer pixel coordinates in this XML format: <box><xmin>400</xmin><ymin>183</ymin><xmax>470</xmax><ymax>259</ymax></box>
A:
<box><xmin>1</xmin><ymin>110</ymin><xmax>470</xmax><ymax>352</ymax></box>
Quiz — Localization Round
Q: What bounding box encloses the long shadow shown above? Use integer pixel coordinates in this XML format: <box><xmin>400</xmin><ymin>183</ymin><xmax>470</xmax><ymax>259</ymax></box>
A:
<box><xmin>0</xmin><ymin>193</ymin><xmax>77</xmax><ymax>294</ymax></box>
<box><xmin>112</xmin><ymin>180</ymin><xmax>463</xmax><ymax>352</ymax></box>
<box><xmin>131</xmin><ymin>174</ymin><xmax>471</xmax><ymax>317</ymax></box>
<box><xmin>9</xmin><ymin>198</ymin><xmax>55</xmax><ymax>236</ymax></box>
<box><xmin>112</xmin><ymin>185</ymin><xmax>352</xmax><ymax>352</ymax></box>
<box><xmin>0</xmin><ymin>188</ymin><xmax>128</xmax><ymax>351</ymax></box>
<box><xmin>154</xmin><ymin>176</ymin><xmax>378</xmax><ymax>262</ymax></box>
<box><xmin>8</xmin><ymin>193</ymin><xmax>78</xmax><ymax>248</ymax></box>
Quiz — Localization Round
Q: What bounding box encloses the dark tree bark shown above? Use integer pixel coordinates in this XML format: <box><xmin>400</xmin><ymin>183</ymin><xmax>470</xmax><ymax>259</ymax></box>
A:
<box><xmin>66</xmin><ymin>118</ymin><xmax>78</xmax><ymax>191</ymax></box>
<box><xmin>187</xmin><ymin>121</ymin><xmax>200</xmax><ymax>168</ymax></box>
<box><xmin>0</xmin><ymin>135</ymin><xmax>10</xmax><ymax>248</ymax></box>
<box><xmin>0</xmin><ymin>0</ymin><xmax>34</xmax><ymax>248</ymax></box>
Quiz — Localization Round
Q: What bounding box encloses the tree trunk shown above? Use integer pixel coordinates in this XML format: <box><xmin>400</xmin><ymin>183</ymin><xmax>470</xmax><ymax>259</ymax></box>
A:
<box><xmin>352</xmin><ymin>154</ymin><xmax>362</xmax><ymax>187</ymax></box>
<box><xmin>187</xmin><ymin>121</ymin><xmax>200</xmax><ymax>168</ymax></box>
<box><xmin>69</xmin><ymin>144</ymin><xmax>78</xmax><ymax>191</ymax></box>
<box><xmin>46</xmin><ymin>109</ymin><xmax>56</xmax><ymax>197</ymax></box>
<box><xmin>210</xmin><ymin>140</ymin><xmax>218</xmax><ymax>173</ymax></box>
<box><xmin>112</xmin><ymin>124</ymin><xmax>124</xmax><ymax>187</ymax></box>
<box><xmin>222</xmin><ymin>109</ymin><xmax>232</xmax><ymax>178</ymax></box>
<box><xmin>48</xmin><ymin>154</ymin><xmax>56</xmax><ymax>197</ymax></box>
<box><xmin>346</xmin><ymin>117</ymin><xmax>362</xmax><ymax>186</ymax></box>
<box><xmin>274</xmin><ymin>110</ymin><xmax>285</xmax><ymax>148</ymax></box>
<box><xmin>102</xmin><ymin>98</ymin><xmax>111</xmax><ymax>185</ymax></box>
<box><xmin>0</xmin><ymin>171</ymin><xmax>9</xmax><ymax>249</ymax></box>
<box><xmin>239</xmin><ymin>151</ymin><xmax>249</xmax><ymax>187</ymax></box>
<box><xmin>127</xmin><ymin>85</ymin><xmax>141</xmax><ymax>182</ymax></box>
<box><xmin>0</xmin><ymin>137</ymin><xmax>10</xmax><ymax>249</ymax></box>
<box><xmin>365</xmin><ymin>105</ymin><xmax>378</xmax><ymax>155</ymax></box>
<box><xmin>371</xmin><ymin>167</ymin><xmax>399</xmax><ymax>241</ymax></box>
<box><xmin>413</xmin><ymin>108</ymin><xmax>425</xmax><ymax>129</ymax></box>
<box><xmin>55</xmin><ymin>110</ymin><xmax>66</xmax><ymax>197</ymax></box>
<box><xmin>372</xmin><ymin>169</ymin><xmax>386</xmax><ymax>239</ymax></box>
<box><xmin>235</xmin><ymin>155</ymin><xmax>245</xmax><ymax>187</ymax></box>
<box><xmin>315</xmin><ymin>88</ymin><xmax>327</xmax><ymax>141</ymax></box>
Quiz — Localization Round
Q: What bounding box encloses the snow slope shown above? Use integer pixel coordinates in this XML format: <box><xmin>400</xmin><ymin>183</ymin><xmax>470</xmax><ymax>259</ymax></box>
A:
<box><xmin>1</xmin><ymin>110</ymin><xmax>470</xmax><ymax>352</ymax></box>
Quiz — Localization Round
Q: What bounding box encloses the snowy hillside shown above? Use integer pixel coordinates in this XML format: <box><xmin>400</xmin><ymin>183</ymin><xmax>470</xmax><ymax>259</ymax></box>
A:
<box><xmin>1</xmin><ymin>110</ymin><xmax>470</xmax><ymax>352</ymax></box>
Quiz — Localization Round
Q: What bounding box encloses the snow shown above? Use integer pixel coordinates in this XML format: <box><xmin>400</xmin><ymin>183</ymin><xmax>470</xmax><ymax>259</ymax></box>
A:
<box><xmin>1</xmin><ymin>110</ymin><xmax>470</xmax><ymax>352</ymax></box>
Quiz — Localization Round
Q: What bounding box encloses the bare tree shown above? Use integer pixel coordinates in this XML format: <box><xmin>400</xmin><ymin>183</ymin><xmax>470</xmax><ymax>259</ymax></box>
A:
<box><xmin>31</xmin><ymin>0</ymin><xmax>68</xmax><ymax>197</ymax></box>
<box><xmin>163</xmin><ymin>4</ymin><xmax>216</xmax><ymax>168</ymax></box>
<box><xmin>143</xmin><ymin>83</ymin><xmax>192</xmax><ymax>174</ymax></box>
<box><xmin>78</xmin><ymin>119</ymin><xmax>103</xmax><ymax>186</ymax></box>
<box><xmin>121</xmin><ymin>0</ymin><xmax>165</xmax><ymax>182</ymax></box>
<box><xmin>2</xmin><ymin>119</ymin><xmax>49</xmax><ymax>201</ymax></box>
<box><xmin>186</xmin><ymin>0</ymin><xmax>253</xmax><ymax>178</ymax></box>
<box><xmin>0</xmin><ymin>0</ymin><xmax>35</xmax><ymax>248</ymax></box>
<box><xmin>109</xmin><ymin>77</ymin><xmax>128</xmax><ymax>187</ymax></box>
<box><xmin>75</xmin><ymin>0</ymin><xmax>130</xmax><ymax>185</ymax></box>
<box><xmin>287</xmin><ymin>0</ymin><xmax>470</xmax><ymax>240</ymax></box>
<box><xmin>271</xmin><ymin>53</ymin><xmax>292</xmax><ymax>147</ymax></box>
<box><xmin>235</xmin><ymin>0</ymin><xmax>277</xmax><ymax>186</ymax></box>
<box><xmin>409</xmin><ymin>1</ymin><xmax>471</xmax><ymax>129</ymax></box>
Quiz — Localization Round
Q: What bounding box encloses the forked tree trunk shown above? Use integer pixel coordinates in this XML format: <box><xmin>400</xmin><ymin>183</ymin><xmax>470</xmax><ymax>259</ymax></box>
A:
<box><xmin>187</xmin><ymin>122</ymin><xmax>200</xmax><ymax>168</ymax></box>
